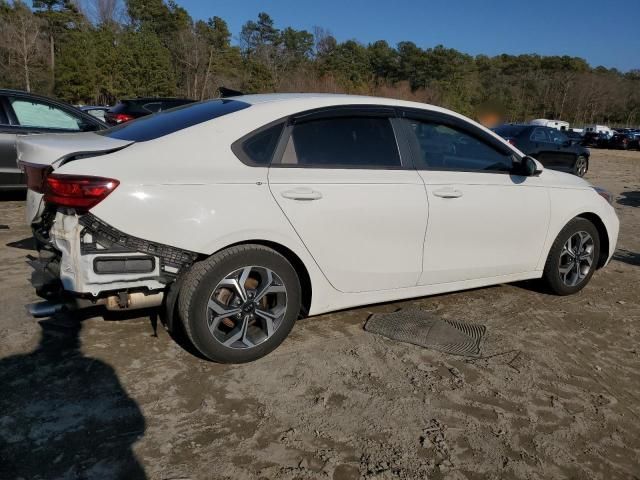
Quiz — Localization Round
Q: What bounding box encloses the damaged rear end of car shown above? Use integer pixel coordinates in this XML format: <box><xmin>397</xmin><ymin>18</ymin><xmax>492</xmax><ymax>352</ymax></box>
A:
<box><xmin>19</xmin><ymin>98</ymin><xmax>252</xmax><ymax>320</ymax></box>
<box><xmin>19</xmin><ymin>133</ymin><xmax>196</xmax><ymax>317</ymax></box>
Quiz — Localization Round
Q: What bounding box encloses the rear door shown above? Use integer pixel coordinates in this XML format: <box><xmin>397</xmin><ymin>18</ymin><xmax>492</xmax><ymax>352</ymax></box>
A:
<box><xmin>268</xmin><ymin>107</ymin><xmax>428</xmax><ymax>293</ymax></box>
<box><xmin>400</xmin><ymin>112</ymin><xmax>550</xmax><ymax>285</ymax></box>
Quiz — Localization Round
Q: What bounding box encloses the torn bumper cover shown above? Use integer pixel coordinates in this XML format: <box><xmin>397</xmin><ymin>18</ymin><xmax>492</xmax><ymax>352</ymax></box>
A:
<box><xmin>34</xmin><ymin>211</ymin><xmax>198</xmax><ymax>298</ymax></box>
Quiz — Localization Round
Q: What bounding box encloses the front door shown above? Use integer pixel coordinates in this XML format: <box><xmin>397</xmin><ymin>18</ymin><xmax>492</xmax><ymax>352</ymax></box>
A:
<box><xmin>401</xmin><ymin>116</ymin><xmax>550</xmax><ymax>285</ymax></box>
<box><xmin>268</xmin><ymin>111</ymin><xmax>428</xmax><ymax>293</ymax></box>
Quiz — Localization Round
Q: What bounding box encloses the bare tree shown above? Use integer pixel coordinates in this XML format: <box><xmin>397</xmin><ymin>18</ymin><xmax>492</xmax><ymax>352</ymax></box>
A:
<box><xmin>80</xmin><ymin>0</ymin><xmax>126</xmax><ymax>26</ymax></box>
<box><xmin>0</xmin><ymin>3</ymin><xmax>47</xmax><ymax>92</ymax></box>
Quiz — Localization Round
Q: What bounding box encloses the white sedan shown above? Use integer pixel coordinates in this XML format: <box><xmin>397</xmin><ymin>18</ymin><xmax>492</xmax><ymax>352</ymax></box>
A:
<box><xmin>20</xmin><ymin>94</ymin><xmax>619</xmax><ymax>363</ymax></box>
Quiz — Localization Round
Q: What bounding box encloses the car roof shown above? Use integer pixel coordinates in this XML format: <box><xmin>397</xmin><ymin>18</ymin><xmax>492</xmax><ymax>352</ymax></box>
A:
<box><xmin>223</xmin><ymin>93</ymin><xmax>480</xmax><ymax>123</ymax></box>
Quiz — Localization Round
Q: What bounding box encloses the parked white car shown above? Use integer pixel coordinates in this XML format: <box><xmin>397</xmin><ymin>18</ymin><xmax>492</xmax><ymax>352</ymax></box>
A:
<box><xmin>530</xmin><ymin>118</ymin><xmax>570</xmax><ymax>130</ymax></box>
<box><xmin>20</xmin><ymin>94</ymin><xmax>619</xmax><ymax>363</ymax></box>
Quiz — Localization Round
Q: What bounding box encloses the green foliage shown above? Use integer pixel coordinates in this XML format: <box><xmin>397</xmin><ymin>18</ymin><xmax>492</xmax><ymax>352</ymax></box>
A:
<box><xmin>0</xmin><ymin>2</ymin><xmax>637</xmax><ymax>126</ymax></box>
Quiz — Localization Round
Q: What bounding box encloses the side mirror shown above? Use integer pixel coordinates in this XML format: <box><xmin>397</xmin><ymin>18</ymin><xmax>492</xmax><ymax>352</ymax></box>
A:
<box><xmin>515</xmin><ymin>156</ymin><xmax>541</xmax><ymax>176</ymax></box>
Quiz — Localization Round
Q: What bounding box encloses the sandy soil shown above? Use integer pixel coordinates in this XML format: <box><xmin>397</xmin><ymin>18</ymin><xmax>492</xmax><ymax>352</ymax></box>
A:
<box><xmin>0</xmin><ymin>149</ymin><xmax>639</xmax><ymax>480</ymax></box>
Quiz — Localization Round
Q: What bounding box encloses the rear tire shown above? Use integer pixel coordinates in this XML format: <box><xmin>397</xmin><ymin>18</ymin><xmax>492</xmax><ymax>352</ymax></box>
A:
<box><xmin>573</xmin><ymin>156</ymin><xmax>588</xmax><ymax>177</ymax></box>
<box><xmin>542</xmin><ymin>218</ymin><xmax>600</xmax><ymax>295</ymax></box>
<box><xmin>178</xmin><ymin>244</ymin><xmax>301</xmax><ymax>363</ymax></box>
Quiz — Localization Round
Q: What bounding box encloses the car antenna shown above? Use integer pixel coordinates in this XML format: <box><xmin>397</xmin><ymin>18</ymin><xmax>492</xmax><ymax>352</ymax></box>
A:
<box><xmin>218</xmin><ymin>86</ymin><xmax>244</xmax><ymax>98</ymax></box>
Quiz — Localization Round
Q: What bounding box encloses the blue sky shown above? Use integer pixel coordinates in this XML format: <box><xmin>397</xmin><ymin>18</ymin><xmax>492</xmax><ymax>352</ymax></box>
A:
<box><xmin>178</xmin><ymin>0</ymin><xmax>640</xmax><ymax>72</ymax></box>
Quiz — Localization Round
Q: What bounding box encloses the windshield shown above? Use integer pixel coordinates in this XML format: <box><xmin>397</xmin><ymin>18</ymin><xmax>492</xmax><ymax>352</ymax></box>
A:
<box><xmin>100</xmin><ymin>99</ymin><xmax>250</xmax><ymax>142</ymax></box>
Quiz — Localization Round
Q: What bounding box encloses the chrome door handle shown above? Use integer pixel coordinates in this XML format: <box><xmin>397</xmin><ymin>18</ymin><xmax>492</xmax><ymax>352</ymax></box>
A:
<box><xmin>281</xmin><ymin>188</ymin><xmax>323</xmax><ymax>201</ymax></box>
<box><xmin>433</xmin><ymin>189</ymin><xmax>463</xmax><ymax>198</ymax></box>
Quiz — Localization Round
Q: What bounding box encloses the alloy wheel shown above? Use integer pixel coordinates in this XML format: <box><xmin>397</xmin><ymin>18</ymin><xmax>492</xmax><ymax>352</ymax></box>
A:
<box><xmin>575</xmin><ymin>157</ymin><xmax>587</xmax><ymax>177</ymax></box>
<box><xmin>206</xmin><ymin>266</ymin><xmax>287</xmax><ymax>349</ymax></box>
<box><xmin>558</xmin><ymin>231</ymin><xmax>594</xmax><ymax>287</ymax></box>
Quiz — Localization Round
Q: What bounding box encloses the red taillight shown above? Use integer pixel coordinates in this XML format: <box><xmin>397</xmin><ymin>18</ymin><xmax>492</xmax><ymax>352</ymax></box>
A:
<box><xmin>44</xmin><ymin>174</ymin><xmax>119</xmax><ymax>210</ymax></box>
<box><xmin>107</xmin><ymin>113</ymin><xmax>134</xmax><ymax>124</ymax></box>
<box><xmin>21</xmin><ymin>162</ymin><xmax>52</xmax><ymax>193</ymax></box>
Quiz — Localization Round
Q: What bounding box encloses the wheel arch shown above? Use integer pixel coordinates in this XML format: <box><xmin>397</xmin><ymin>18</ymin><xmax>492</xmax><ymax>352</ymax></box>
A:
<box><xmin>216</xmin><ymin>239</ymin><xmax>313</xmax><ymax>317</ymax></box>
<box><xmin>575</xmin><ymin>212</ymin><xmax>609</xmax><ymax>269</ymax></box>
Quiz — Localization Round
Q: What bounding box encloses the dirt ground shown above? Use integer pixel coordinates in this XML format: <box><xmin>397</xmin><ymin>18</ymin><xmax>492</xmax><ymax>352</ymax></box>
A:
<box><xmin>0</xmin><ymin>149</ymin><xmax>639</xmax><ymax>480</ymax></box>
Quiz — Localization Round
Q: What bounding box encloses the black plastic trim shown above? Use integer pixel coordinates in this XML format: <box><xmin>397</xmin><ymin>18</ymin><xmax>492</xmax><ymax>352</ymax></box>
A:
<box><xmin>79</xmin><ymin>214</ymin><xmax>199</xmax><ymax>272</ymax></box>
<box><xmin>93</xmin><ymin>255</ymin><xmax>156</xmax><ymax>275</ymax></box>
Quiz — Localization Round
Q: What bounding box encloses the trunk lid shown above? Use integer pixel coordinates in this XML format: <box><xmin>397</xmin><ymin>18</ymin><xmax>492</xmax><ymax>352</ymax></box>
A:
<box><xmin>18</xmin><ymin>132</ymin><xmax>134</xmax><ymax>224</ymax></box>
<box><xmin>17</xmin><ymin>132</ymin><xmax>133</xmax><ymax>168</ymax></box>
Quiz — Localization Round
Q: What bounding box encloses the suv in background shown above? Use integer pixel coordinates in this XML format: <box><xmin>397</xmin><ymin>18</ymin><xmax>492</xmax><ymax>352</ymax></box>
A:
<box><xmin>492</xmin><ymin>124</ymin><xmax>591</xmax><ymax>177</ymax></box>
<box><xmin>0</xmin><ymin>89</ymin><xmax>107</xmax><ymax>190</ymax></box>
<box><xmin>105</xmin><ymin>97</ymin><xmax>196</xmax><ymax>125</ymax></box>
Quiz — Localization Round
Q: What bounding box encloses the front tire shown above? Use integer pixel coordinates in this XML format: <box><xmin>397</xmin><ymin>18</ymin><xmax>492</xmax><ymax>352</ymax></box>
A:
<box><xmin>542</xmin><ymin>218</ymin><xmax>600</xmax><ymax>295</ymax></box>
<box><xmin>178</xmin><ymin>245</ymin><xmax>301</xmax><ymax>363</ymax></box>
<box><xmin>573</xmin><ymin>155</ymin><xmax>588</xmax><ymax>177</ymax></box>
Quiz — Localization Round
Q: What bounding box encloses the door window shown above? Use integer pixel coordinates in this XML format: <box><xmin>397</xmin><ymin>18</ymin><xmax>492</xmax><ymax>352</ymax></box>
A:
<box><xmin>548</xmin><ymin>129</ymin><xmax>568</xmax><ymax>144</ymax></box>
<box><xmin>406</xmin><ymin>119</ymin><xmax>512</xmax><ymax>172</ymax></box>
<box><xmin>9</xmin><ymin>97</ymin><xmax>83</xmax><ymax>130</ymax></box>
<box><xmin>277</xmin><ymin>116</ymin><xmax>401</xmax><ymax>168</ymax></box>
<box><xmin>530</xmin><ymin>128</ymin><xmax>549</xmax><ymax>142</ymax></box>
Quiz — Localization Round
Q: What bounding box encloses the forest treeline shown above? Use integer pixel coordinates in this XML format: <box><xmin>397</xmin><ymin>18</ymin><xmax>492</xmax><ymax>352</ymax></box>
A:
<box><xmin>1</xmin><ymin>0</ymin><xmax>639</xmax><ymax>126</ymax></box>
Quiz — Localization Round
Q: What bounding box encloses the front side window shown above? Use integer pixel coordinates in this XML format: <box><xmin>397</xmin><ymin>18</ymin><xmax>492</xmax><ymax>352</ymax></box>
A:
<box><xmin>277</xmin><ymin>116</ymin><xmax>401</xmax><ymax>168</ymax></box>
<box><xmin>548</xmin><ymin>129</ymin><xmax>568</xmax><ymax>144</ymax></box>
<box><xmin>10</xmin><ymin>97</ymin><xmax>82</xmax><ymax>131</ymax></box>
<box><xmin>406</xmin><ymin>119</ymin><xmax>512</xmax><ymax>173</ymax></box>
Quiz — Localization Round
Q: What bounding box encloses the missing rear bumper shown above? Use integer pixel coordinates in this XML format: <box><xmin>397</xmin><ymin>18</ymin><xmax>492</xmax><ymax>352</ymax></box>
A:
<box><xmin>36</xmin><ymin>211</ymin><xmax>198</xmax><ymax>299</ymax></box>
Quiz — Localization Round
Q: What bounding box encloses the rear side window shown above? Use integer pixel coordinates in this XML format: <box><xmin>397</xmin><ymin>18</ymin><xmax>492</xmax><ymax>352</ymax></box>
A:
<box><xmin>9</xmin><ymin>97</ymin><xmax>82</xmax><ymax>131</ymax></box>
<box><xmin>100</xmin><ymin>99</ymin><xmax>250</xmax><ymax>142</ymax></box>
<box><xmin>277</xmin><ymin>117</ymin><xmax>401</xmax><ymax>168</ymax></box>
<box><xmin>407</xmin><ymin>119</ymin><xmax>512</xmax><ymax>173</ymax></box>
<box><xmin>233</xmin><ymin>123</ymin><xmax>284</xmax><ymax>166</ymax></box>
<box><xmin>530</xmin><ymin>128</ymin><xmax>549</xmax><ymax>142</ymax></box>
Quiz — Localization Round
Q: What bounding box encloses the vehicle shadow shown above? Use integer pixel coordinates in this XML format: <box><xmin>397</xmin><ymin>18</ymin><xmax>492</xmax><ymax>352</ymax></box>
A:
<box><xmin>0</xmin><ymin>312</ymin><xmax>147</xmax><ymax>479</ymax></box>
<box><xmin>0</xmin><ymin>190</ymin><xmax>26</xmax><ymax>202</ymax></box>
<box><xmin>6</xmin><ymin>236</ymin><xmax>36</xmax><ymax>250</ymax></box>
<box><xmin>617</xmin><ymin>190</ymin><xmax>640</xmax><ymax>207</ymax></box>
<box><xmin>613</xmin><ymin>249</ymin><xmax>640</xmax><ymax>267</ymax></box>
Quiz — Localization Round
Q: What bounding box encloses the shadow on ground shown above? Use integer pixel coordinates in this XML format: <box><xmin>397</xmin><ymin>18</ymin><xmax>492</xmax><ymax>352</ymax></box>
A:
<box><xmin>0</xmin><ymin>190</ymin><xmax>26</xmax><ymax>202</ymax></box>
<box><xmin>0</xmin><ymin>313</ymin><xmax>147</xmax><ymax>479</ymax></box>
<box><xmin>613</xmin><ymin>248</ymin><xmax>640</xmax><ymax>267</ymax></box>
<box><xmin>618</xmin><ymin>190</ymin><xmax>640</xmax><ymax>207</ymax></box>
<box><xmin>6</xmin><ymin>236</ymin><xmax>36</xmax><ymax>251</ymax></box>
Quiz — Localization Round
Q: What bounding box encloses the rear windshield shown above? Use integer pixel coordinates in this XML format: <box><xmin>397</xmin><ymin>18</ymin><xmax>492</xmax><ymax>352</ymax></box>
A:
<box><xmin>100</xmin><ymin>99</ymin><xmax>250</xmax><ymax>142</ymax></box>
<box><xmin>493</xmin><ymin>125</ymin><xmax>529</xmax><ymax>137</ymax></box>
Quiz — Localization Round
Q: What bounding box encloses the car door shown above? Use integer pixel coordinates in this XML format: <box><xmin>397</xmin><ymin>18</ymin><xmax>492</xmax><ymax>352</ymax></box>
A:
<box><xmin>0</xmin><ymin>94</ymin><xmax>101</xmax><ymax>188</ymax></box>
<box><xmin>400</xmin><ymin>112</ymin><xmax>550</xmax><ymax>285</ymax></box>
<box><xmin>268</xmin><ymin>107</ymin><xmax>428</xmax><ymax>293</ymax></box>
<box><xmin>0</xmin><ymin>96</ymin><xmax>22</xmax><ymax>187</ymax></box>
<box><xmin>547</xmin><ymin>129</ymin><xmax>576</xmax><ymax>172</ymax></box>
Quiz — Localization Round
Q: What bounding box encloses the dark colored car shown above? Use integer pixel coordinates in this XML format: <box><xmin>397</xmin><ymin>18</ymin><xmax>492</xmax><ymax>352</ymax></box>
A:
<box><xmin>609</xmin><ymin>132</ymin><xmax>639</xmax><ymax>150</ymax></box>
<box><xmin>582</xmin><ymin>131</ymin><xmax>610</xmax><ymax>148</ymax></box>
<box><xmin>0</xmin><ymin>89</ymin><xmax>107</xmax><ymax>190</ymax></box>
<box><xmin>492</xmin><ymin>124</ymin><xmax>590</xmax><ymax>177</ymax></box>
<box><xmin>105</xmin><ymin>97</ymin><xmax>196</xmax><ymax>125</ymax></box>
